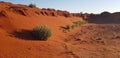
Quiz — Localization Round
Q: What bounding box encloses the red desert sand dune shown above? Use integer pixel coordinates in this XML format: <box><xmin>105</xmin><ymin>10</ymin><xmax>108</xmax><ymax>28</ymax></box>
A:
<box><xmin>0</xmin><ymin>1</ymin><xmax>120</xmax><ymax>58</ymax></box>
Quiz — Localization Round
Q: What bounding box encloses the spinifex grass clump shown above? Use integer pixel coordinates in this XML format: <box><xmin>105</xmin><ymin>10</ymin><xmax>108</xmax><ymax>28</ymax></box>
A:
<box><xmin>32</xmin><ymin>25</ymin><xmax>52</xmax><ymax>40</ymax></box>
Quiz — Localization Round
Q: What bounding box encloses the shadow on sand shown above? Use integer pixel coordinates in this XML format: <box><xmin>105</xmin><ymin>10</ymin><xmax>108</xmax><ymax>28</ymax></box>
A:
<box><xmin>9</xmin><ymin>29</ymin><xmax>45</xmax><ymax>41</ymax></box>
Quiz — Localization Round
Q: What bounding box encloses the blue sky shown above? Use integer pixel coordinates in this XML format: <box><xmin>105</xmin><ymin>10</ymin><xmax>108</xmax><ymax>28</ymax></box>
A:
<box><xmin>1</xmin><ymin>0</ymin><xmax>120</xmax><ymax>13</ymax></box>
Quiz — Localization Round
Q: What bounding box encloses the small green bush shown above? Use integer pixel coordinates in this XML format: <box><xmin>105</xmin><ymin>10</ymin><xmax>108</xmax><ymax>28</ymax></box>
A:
<box><xmin>32</xmin><ymin>25</ymin><xmax>52</xmax><ymax>40</ymax></box>
<box><xmin>28</xmin><ymin>3</ymin><xmax>36</xmax><ymax>8</ymax></box>
<box><xmin>66</xmin><ymin>25</ymin><xmax>72</xmax><ymax>31</ymax></box>
<box><xmin>73</xmin><ymin>21</ymin><xmax>87</xmax><ymax>26</ymax></box>
<box><xmin>61</xmin><ymin>21</ymin><xmax>87</xmax><ymax>32</ymax></box>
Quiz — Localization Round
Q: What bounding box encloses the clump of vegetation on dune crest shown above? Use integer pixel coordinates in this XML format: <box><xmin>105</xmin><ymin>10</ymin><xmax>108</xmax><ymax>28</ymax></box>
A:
<box><xmin>28</xmin><ymin>3</ymin><xmax>36</xmax><ymax>8</ymax></box>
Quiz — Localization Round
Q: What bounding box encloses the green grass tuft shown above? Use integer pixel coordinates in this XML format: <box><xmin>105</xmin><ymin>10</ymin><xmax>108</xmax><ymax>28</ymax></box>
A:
<box><xmin>32</xmin><ymin>25</ymin><xmax>52</xmax><ymax>40</ymax></box>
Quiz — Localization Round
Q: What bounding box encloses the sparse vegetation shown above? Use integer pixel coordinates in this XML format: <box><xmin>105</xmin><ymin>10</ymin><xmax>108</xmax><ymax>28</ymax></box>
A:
<box><xmin>66</xmin><ymin>25</ymin><xmax>72</xmax><ymax>31</ymax></box>
<box><xmin>73</xmin><ymin>21</ymin><xmax>87</xmax><ymax>26</ymax></box>
<box><xmin>61</xmin><ymin>20</ymin><xmax>87</xmax><ymax>32</ymax></box>
<box><xmin>28</xmin><ymin>3</ymin><xmax>36</xmax><ymax>8</ymax></box>
<box><xmin>32</xmin><ymin>25</ymin><xmax>52</xmax><ymax>40</ymax></box>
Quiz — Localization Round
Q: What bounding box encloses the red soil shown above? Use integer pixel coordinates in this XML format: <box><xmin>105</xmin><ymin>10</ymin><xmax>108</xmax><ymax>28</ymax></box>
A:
<box><xmin>0</xmin><ymin>2</ymin><xmax>82</xmax><ymax>58</ymax></box>
<box><xmin>0</xmin><ymin>1</ymin><xmax>120</xmax><ymax>58</ymax></box>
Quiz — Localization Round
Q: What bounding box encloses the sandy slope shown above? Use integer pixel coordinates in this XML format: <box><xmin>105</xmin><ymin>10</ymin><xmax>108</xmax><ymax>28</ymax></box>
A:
<box><xmin>0</xmin><ymin>1</ymin><xmax>120</xmax><ymax>58</ymax></box>
<box><xmin>0</xmin><ymin>2</ymin><xmax>82</xmax><ymax>58</ymax></box>
<box><xmin>0</xmin><ymin>13</ymin><xmax>81</xmax><ymax>58</ymax></box>
<box><xmin>65</xmin><ymin>24</ymin><xmax>120</xmax><ymax>58</ymax></box>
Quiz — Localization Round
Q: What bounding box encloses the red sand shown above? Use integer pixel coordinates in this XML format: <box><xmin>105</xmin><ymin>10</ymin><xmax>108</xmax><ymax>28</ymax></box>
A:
<box><xmin>0</xmin><ymin>2</ymin><xmax>120</xmax><ymax>58</ymax></box>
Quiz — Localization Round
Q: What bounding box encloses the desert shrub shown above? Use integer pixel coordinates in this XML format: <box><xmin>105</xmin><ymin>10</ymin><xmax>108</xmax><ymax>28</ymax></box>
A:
<box><xmin>65</xmin><ymin>24</ymin><xmax>75</xmax><ymax>31</ymax></box>
<box><xmin>32</xmin><ymin>25</ymin><xmax>52</xmax><ymax>40</ymax></box>
<box><xmin>73</xmin><ymin>21</ymin><xmax>87</xmax><ymax>26</ymax></box>
<box><xmin>65</xmin><ymin>25</ymin><xmax>73</xmax><ymax>31</ymax></box>
<box><xmin>61</xmin><ymin>21</ymin><xmax>87</xmax><ymax>32</ymax></box>
<box><xmin>28</xmin><ymin>3</ymin><xmax>36</xmax><ymax>8</ymax></box>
